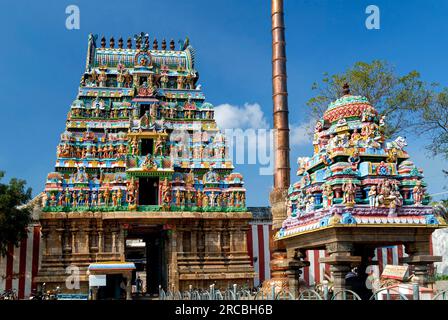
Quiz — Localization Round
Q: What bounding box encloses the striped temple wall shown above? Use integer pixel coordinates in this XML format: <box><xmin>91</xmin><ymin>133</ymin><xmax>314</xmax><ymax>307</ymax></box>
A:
<box><xmin>0</xmin><ymin>208</ymin><xmax>445</xmax><ymax>297</ymax></box>
<box><xmin>0</xmin><ymin>224</ymin><xmax>41</xmax><ymax>298</ymax></box>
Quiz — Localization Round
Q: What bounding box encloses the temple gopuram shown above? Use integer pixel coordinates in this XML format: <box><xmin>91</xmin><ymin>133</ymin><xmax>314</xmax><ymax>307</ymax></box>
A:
<box><xmin>275</xmin><ymin>84</ymin><xmax>447</xmax><ymax>297</ymax></box>
<box><xmin>36</xmin><ymin>33</ymin><xmax>254</xmax><ymax>296</ymax></box>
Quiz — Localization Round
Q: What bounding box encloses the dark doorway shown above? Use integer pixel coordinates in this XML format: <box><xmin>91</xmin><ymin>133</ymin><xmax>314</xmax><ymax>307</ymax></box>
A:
<box><xmin>138</xmin><ymin>177</ymin><xmax>159</xmax><ymax>205</ymax></box>
<box><xmin>140</xmin><ymin>104</ymin><xmax>150</xmax><ymax>117</ymax></box>
<box><xmin>139</xmin><ymin>76</ymin><xmax>147</xmax><ymax>86</ymax></box>
<box><xmin>125</xmin><ymin>228</ymin><xmax>167</xmax><ymax>297</ymax></box>
<box><xmin>141</xmin><ymin>139</ymin><xmax>153</xmax><ymax>156</ymax></box>
<box><xmin>146</xmin><ymin>233</ymin><xmax>167</xmax><ymax>295</ymax></box>
<box><xmin>97</xmin><ymin>274</ymin><xmax>125</xmax><ymax>300</ymax></box>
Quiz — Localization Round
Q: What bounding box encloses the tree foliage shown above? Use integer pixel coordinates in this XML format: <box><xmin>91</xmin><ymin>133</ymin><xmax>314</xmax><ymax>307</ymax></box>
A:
<box><xmin>0</xmin><ymin>171</ymin><xmax>32</xmax><ymax>256</ymax></box>
<box><xmin>415</xmin><ymin>88</ymin><xmax>448</xmax><ymax>159</ymax></box>
<box><xmin>307</xmin><ymin>60</ymin><xmax>432</xmax><ymax>138</ymax></box>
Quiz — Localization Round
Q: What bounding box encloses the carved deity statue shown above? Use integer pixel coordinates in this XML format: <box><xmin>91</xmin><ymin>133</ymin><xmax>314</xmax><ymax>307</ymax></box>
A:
<box><xmin>209</xmin><ymin>191</ymin><xmax>216</xmax><ymax>207</ymax></box>
<box><xmin>368</xmin><ymin>185</ymin><xmax>378</xmax><ymax>208</ymax></box>
<box><xmin>342</xmin><ymin>180</ymin><xmax>356</xmax><ymax>205</ymax></box>
<box><xmin>185</xmin><ymin>169</ymin><xmax>195</xmax><ymax>187</ymax></box>
<box><xmin>161</xmin><ymin>178</ymin><xmax>171</xmax><ymax>208</ymax></box>
<box><xmin>177</xmin><ymin>76</ymin><xmax>184</xmax><ymax>90</ymax></box>
<box><xmin>202</xmin><ymin>192</ymin><xmax>209</xmax><ymax>207</ymax></box>
<box><xmin>175</xmin><ymin>189</ymin><xmax>181</xmax><ymax>207</ymax></box>
<box><xmin>154</xmin><ymin>136</ymin><xmax>164</xmax><ymax>156</ymax></box>
<box><xmin>413</xmin><ymin>180</ymin><xmax>424</xmax><ymax>206</ymax></box>
<box><xmin>321</xmin><ymin>184</ymin><xmax>334</xmax><ymax>209</ymax></box>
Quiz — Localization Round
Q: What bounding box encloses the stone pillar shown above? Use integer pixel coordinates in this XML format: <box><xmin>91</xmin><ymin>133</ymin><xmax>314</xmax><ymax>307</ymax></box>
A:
<box><xmin>320</xmin><ymin>242</ymin><xmax>361</xmax><ymax>297</ymax></box>
<box><xmin>112</xmin><ymin>231</ymin><xmax>117</xmax><ymax>253</ymax></box>
<box><xmin>331</xmin><ymin>265</ymin><xmax>352</xmax><ymax>296</ymax></box>
<box><xmin>126</xmin><ymin>273</ymin><xmax>132</xmax><ymax>300</ymax></box>
<box><xmin>191</xmin><ymin>229</ymin><xmax>197</xmax><ymax>254</ymax></box>
<box><xmin>97</xmin><ymin>220</ymin><xmax>104</xmax><ymax>254</ymax></box>
<box><xmin>228</xmin><ymin>222</ymin><xmax>237</xmax><ymax>253</ymax></box>
<box><xmin>53</xmin><ymin>222</ymin><xmax>64</xmax><ymax>256</ymax></box>
<box><xmin>402</xmin><ymin>241</ymin><xmax>442</xmax><ymax>286</ymax></box>
<box><xmin>168</xmin><ymin>229</ymin><xmax>179</xmax><ymax>291</ymax></box>
<box><xmin>70</xmin><ymin>221</ymin><xmax>78</xmax><ymax>254</ymax></box>
<box><xmin>118</xmin><ymin>225</ymin><xmax>126</xmax><ymax>260</ymax></box>
<box><xmin>285</xmin><ymin>248</ymin><xmax>309</xmax><ymax>297</ymax></box>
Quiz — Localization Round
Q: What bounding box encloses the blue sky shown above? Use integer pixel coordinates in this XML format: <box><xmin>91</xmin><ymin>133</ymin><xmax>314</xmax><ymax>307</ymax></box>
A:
<box><xmin>0</xmin><ymin>0</ymin><xmax>447</xmax><ymax>206</ymax></box>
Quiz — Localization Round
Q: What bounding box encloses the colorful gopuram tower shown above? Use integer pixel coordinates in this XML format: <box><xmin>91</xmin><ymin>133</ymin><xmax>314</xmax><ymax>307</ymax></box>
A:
<box><xmin>275</xmin><ymin>84</ymin><xmax>447</xmax><ymax>296</ymax></box>
<box><xmin>36</xmin><ymin>33</ymin><xmax>254</xmax><ymax>294</ymax></box>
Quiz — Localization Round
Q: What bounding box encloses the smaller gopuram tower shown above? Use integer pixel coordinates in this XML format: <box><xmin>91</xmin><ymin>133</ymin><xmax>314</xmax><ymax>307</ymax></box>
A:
<box><xmin>276</xmin><ymin>84</ymin><xmax>447</xmax><ymax>296</ymax></box>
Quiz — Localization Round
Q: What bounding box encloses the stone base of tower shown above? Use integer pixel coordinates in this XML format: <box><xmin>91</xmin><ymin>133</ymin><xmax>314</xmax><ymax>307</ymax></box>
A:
<box><xmin>263</xmin><ymin>188</ymin><xmax>309</xmax><ymax>297</ymax></box>
<box><xmin>36</xmin><ymin>210</ymin><xmax>255</xmax><ymax>297</ymax></box>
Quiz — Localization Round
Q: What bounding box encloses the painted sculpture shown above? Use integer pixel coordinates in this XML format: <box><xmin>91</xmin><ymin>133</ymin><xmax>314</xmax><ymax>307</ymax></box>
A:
<box><xmin>276</xmin><ymin>84</ymin><xmax>447</xmax><ymax>239</ymax></box>
<box><xmin>43</xmin><ymin>33</ymin><xmax>246</xmax><ymax>213</ymax></box>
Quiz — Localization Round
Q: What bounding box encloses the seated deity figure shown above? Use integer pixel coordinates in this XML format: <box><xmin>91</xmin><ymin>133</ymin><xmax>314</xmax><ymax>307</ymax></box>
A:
<box><xmin>74</xmin><ymin>166</ymin><xmax>89</xmax><ymax>183</ymax></box>
<box><xmin>348</xmin><ymin>148</ymin><xmax>361</xmax><ymax>170</ymax></box>
<box><xmin>305</xmin><ymin>195</ymin><xmax>315</xmax><ymax>213</ymax></box>
<box><xmin>204</xmin><ymin>168</ymin><xmax>219</xmax><ymax>183</ymax></box>
<box><xmin>350</xmin><ymin>128</ymin><xmax>362</xmax><ymax>147</ymax></box>
<box><xmin>141</xmin><ymin>154</ymin><xmax>156</xmax><ymax>170</ymax></box>
<box><xmin>376</xmin><ymin>179</ymin><xmax>394</xmax><ymax>206</ymax></box>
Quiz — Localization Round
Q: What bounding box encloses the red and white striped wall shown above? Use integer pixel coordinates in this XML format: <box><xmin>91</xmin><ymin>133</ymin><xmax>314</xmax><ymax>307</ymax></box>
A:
<box><xmin>246</xmin><ymin>223</ymin><xmax>273</xmax><ymax>287</ymax></box>
<box><xmin>0</xmin><ymin>225</ymin><xmax>41</xmax><ymax>298</ymax></box>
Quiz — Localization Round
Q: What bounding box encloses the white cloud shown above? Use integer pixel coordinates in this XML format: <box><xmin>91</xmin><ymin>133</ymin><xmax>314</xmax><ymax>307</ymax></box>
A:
<box><xmin>214</xmin><ymin>103</ymin><xmax>313</xmax><ymax>174</ymax></box>
<box><xmin>214</xmin><ymin>103</ymin><xmax>269</xmax><ymax>129</ymax></box>
<box><xmin>290</xmin><ymin>119</ymin><xmax>314</xmax><ymax>147</ymax></box>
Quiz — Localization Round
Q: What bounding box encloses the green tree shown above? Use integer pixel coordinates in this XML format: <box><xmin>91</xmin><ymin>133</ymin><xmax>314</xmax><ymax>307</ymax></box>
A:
<box><xmin>307</xmin><ymin>60</ymin><xmax>432</xmax><ymax>138</ymax></box>
<box><xmin>415</xmin><ymin>87</ymin><xmax>448</xmax><ymax>160</ymax></box>
<box><xmin>0</xmin><ymin>171</ymin><xmax>32</xmax><ymax>256</ymax></box>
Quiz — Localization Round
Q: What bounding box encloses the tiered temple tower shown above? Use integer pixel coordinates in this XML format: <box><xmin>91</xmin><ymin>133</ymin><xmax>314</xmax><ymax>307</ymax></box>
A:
<box><xmin>36</xmin><ymin>33</ymin><xmax>254</xmax><ymax>294</ymax></box>
<box><xmin>276</xmin><ymin>85</ymin><xmax>446</xmax><ymax>296</ymax></box>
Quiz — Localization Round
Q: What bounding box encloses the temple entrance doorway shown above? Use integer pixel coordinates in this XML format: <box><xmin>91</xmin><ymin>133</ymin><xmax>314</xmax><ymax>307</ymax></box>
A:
<box><xmin>125</xmin><ymin>226</ymin><xmax>168</xmax><ymax>297</ymax></box>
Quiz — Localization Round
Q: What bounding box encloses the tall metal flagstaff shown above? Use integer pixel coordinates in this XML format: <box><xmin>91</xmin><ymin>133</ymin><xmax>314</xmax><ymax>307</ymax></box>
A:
<box><xmin>266</xmin><ymin>0</ymin><xmax>305</xmax><ymax>295</ymax></box>
<box><xmin>270</xmin><ymin>0</ymin><xmax>290</xmax><ymax>229</ymax></box>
